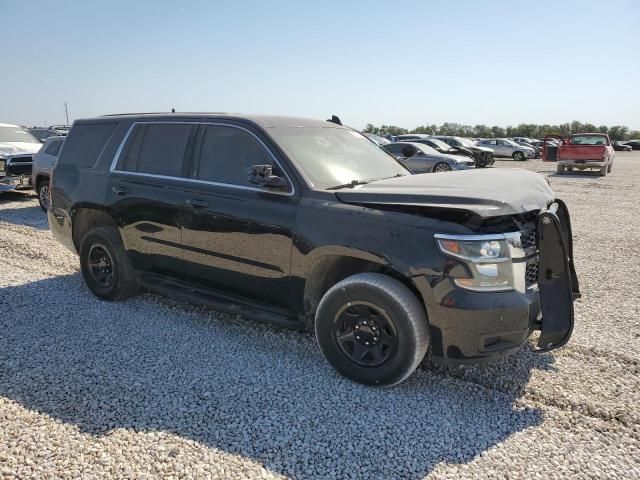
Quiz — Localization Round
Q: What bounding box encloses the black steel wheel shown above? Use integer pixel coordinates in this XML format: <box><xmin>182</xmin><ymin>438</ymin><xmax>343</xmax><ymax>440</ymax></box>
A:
<box><xmin>315</xmin><ymin>273</ymin><xmax>429</xmax><ymax>387</ymax></box>
<box><xmin>333</xmin><ymin>301</ymin><xmax>398</xmax><ymax>368</ymax></box>
<box><xmin>87</xmin><ymin>244</ymin><xmax>115</xmax><ymax>288</ymax></box>
<box><xmin>432</xmin><ymin>162</ymin><xmax>452</xmax><ymax>173</ymax></box>
<box><xmin>80</xmin><ymin>226</ymin><xmax>139</xmax><ymax>300</ymax></box>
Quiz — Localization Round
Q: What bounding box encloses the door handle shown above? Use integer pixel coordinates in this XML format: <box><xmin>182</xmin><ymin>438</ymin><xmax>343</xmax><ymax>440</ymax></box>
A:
<box><xmin>112</xmin><ymin>185</ymin><xmax>129</xmax><ymax>195</ymax></box>
<box><xmin>186</xmin><ymin>198</ymin><xmax>210</xmax><ymax>208</ymax></box>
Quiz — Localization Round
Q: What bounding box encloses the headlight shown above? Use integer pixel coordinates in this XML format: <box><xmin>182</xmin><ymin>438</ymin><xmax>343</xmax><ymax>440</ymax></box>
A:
<box><xmin>435</xmin><ymin>235</ymin><xmax>520</xmax><ymax>292</ymax></box>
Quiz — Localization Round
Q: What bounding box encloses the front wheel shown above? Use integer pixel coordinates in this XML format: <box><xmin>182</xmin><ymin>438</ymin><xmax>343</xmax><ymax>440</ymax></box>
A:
<box><xmin>512</xmin><ymin>151</ymin><xmax>525</xmax><ymax>161</ymax></box>
<box><xmin>315</xmin><ymin>273</ymin><xmax>429</xmax><ymax>387</ymax></box>
<box><xmin>432</xmin><ymin>162</ymin><xmax>452</xmax><ymax>173</ymax></box>
<box><xmin>80</xmin><ymin>226</ymin><xmax>139</xmax><ymax>300</ymax></box>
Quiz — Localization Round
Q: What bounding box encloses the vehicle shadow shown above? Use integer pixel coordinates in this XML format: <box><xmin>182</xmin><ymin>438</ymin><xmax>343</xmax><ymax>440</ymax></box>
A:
<box><xmin>0</xmin><ymin>274</ymin><xmax>552</xmax><ymax>479</ymax></box>
<box><xmin>0</xmin><ymin>204</ymin><xmax>48</xmax><ymax>230</ymax></box>
<box><xmin>549</xmin><ymin>171</ymin><xmax>605</xmax><ymax>179</ymax></box>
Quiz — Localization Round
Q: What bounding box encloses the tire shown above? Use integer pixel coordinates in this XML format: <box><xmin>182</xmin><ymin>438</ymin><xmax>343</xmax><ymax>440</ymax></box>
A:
<box><xmin>315</xmin><ymin>273</ymin><xmax>429</xmax><ymax>387</ymax></box>
<box><xmin>607</xmin><ymin>162</ymin><xmax>612</xmax><ymax>173</ymax></box>
<box><xmin>512</xmin><ymin>151</ymin><xmax>525</xmax><ymax>161</ymax></box>
<box><xmin>37</xmin><ymin>180</ymin><xmax>50</xmax><ymax>211</ymax></box>
<box><xmin>79</xmin><ymin>226</ymin><xmax>139</xmax><ymax>300</ymax></box>
<box><xmin>432</xmin><ymin>162</ymin><xmax>452</xmax><ymax>173</ymax></box>
<box><xmin>557</xmin><ymin>164</ymin><xmax>565</xmax><ymax>174</ymax></box>
<box><xmin>599</xmin><ymin>165</ymin><xmax>607</xmax><ymax>176</ymax></box>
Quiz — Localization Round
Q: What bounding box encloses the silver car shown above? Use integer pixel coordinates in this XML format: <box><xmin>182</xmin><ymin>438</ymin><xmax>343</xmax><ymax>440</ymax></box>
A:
<box><xmin>383</xmin><ymin>142</ymin><xmax>475</xmax><ymax>173</ymax></box>
<box><xmin>477</xmin><ymin>138</ymin><xmax>535</xmax><ymax>161</ymax></box>
<box><xmin>31</xmin><ymin>136</ymin><xmax>65</xmax><ymax>210</ymax></box>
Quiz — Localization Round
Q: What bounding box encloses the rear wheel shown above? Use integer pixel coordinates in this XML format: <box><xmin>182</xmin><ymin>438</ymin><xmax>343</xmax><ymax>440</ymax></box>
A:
<box><xmin>607</xmin><ymin>162</ymin><xmax>612</xmax><ymax>173</ymax></box>
<box><xmin>599</xmin><ymin>165</ymin><xmax>607</xmax><ymax>176</ymax></box>
<box><xmin>512</xmin><ymin>151</ymin><xmax>525</xmax><ymax>161</ymax></box>
<box><xmin>432</xmin><ymin>162</ymin><xmax>452</xmax><ymax>173</ymax></box>
<box><xmin>37</xmin><ymin>180</ymin><xmax>50</xmax><ymax>211</ymax></box>
<box><xmin>80</xmin><ymin>226</ymin><xmax>139</xmax><ymax>300</ymax></box>
<box><xmin>315</xmin><ymin>273</ymin><xmax>429</xmax><ymax>387</ymax></box>
<box><xmin>556</xmin><ymin>164</ymin><xmax>565</xmax><ymax>174</ymax></box>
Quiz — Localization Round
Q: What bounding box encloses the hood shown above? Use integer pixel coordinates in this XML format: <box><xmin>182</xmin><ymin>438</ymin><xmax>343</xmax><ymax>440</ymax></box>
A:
<box><xmin>0</xmin><ymin>142</ymin><xmax>42</xmax><ymax>156</ymax></box>
<box><xmin>335</xmin><ymin>168</ymin><xmax>555</xmax><ymax>218</ymax></box>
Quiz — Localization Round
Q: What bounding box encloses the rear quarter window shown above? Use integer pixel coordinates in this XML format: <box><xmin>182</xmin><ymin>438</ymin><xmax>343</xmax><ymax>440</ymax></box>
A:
<box><xmin>57</xmin><ymin>123</ymin><xmax>117</xmax><ymax>168</ymax></box>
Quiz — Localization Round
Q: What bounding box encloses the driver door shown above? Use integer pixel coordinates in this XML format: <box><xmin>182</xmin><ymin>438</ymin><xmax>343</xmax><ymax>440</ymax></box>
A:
<box><xmin>180</xmin><ymin>123</ymin><xmax>299</xmax><ymax>307</ymax></box>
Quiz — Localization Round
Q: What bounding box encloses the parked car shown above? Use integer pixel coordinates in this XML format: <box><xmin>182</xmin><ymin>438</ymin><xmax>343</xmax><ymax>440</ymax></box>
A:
<box><xmin>396</xmin><ymin>135</ymin><xmax>476</xmax><ymax>159</ymax></box>
<box><xmin>477</xmin><ymin>138</ymin><xmax>535</xmax><ymax>161</ymax></box>
<box><xmin>28</xmin><ymin>127</ymin><xmax>65</xmax><ymax>143</ymax></box>
<box><xmin>612</xmin><ymin>141</ymin><xmax>632</xmax><ymax>152</ymax></box>
<box><xmin>362</xmin><ymin>132</ymin><xmax>391</xmax><ymax>146</ymax></box>
<box><xmin>512</xmin><ymin>139</ymin><xmax>541</xmax><ymax>158</ymax></box>
<box><xmin>49</xmin><ymin>113</ymin><xmax>579</xmax><ymax>386</ymax></box>
<box><xmin>383</xmin><ymin>142</ymin><xmax>476</xmax><ymax>173</ymax></box>
<box><xmin>431</xmin><ymin>136</ymin><xmax>495</xmax><ymax>167</ymax></box>
<box><xmin>32</xmin><ymin>136</ymin><xmax>65</xmax><ymax>210</ymax></box>
<box><xmin>0</xmin><ymin>123</ymin><xmax>41</xmax><ymax>192</ymax></box>
<box><xmin>543</xmin><ymin>133</ymin><xmax>615</xmax><ymax>176</ymax></box>
<box><xmin>624</xmin><ymin>140</ymin><xmax>640</xmax><ymax>150</ymax></box>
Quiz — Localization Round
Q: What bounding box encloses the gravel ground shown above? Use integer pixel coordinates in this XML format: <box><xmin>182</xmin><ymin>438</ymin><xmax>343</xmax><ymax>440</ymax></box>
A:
<box><xmin>1</xmin><ymin>152</ymin><xmax>639</xmax><ymax>479</ymax></box>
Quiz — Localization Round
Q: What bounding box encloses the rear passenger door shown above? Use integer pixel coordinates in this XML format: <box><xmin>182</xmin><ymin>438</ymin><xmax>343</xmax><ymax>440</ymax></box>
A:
<box><xmin>181</xmin><ymin>123</ymin><xmax>298</xmax><ymax>308</ymax></box>
<box><xmin>107</xmin><ymin>122</ymin><xmax>198</xmax><ymax>278</ymax></box>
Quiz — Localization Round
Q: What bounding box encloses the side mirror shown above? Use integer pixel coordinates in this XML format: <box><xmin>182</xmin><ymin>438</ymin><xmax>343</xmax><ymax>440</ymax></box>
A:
<box><xmin>248</xmin><ymin>164</ymin><xmax>288</xmax><ymax>190</ymax></box>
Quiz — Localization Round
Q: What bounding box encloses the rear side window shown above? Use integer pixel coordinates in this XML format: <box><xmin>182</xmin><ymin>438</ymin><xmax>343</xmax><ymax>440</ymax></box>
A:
<box><xmin>194</xmin><ymin>125</ymin><xmax>273</xmax><ymax>186</ymax></box>
<box><xmin>118</xmin><ymin>123</ymin><xmax>195</xmax><ymax>177</ymax></box>
<box><xmin>58</xmin><ymin>123</ymin><xmax>117</xmax><ymax>168</ymax></box>
<box><xmin>44</xmin><ymin>139</ymin><xmax>63</xmax><ymax>156</ymax></box>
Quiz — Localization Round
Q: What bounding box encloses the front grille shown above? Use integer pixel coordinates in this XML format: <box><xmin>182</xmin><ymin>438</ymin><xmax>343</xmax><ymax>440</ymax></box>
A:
<box><xmin>6</xmin><ymin>156</ymin><xmax>33</xmax><ymax>176</ymax></box>
<box><xmin>521</xmin><ymin>228</ymin><xmax>537</xmax><ymax>250</ymax></box>
<box><xmin>526</xmin><ymin>258</ymin><xmax>539</xmax><ymax>287</ymax></box>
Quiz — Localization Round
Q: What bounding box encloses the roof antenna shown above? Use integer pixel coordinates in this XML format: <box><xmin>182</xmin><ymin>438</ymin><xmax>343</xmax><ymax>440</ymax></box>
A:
<box><xmin>327</xmin><ymin>115</ymin><xmax>342</xmax><ymax>125</ymax></box>
<box><xmin>171</xmin><ymin>108</ymin><xmax>175</xmax><ymax>113</ymax></box>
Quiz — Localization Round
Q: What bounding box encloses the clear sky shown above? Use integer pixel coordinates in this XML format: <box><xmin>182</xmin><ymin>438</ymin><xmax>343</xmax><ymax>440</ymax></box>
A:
<box><xmin>2</xmin><ymin>0</ymin><xmax>639</xmax><ymax>130</ymax></box>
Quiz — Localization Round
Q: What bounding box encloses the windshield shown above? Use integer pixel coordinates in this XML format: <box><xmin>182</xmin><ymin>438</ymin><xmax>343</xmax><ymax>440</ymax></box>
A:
<box><xmin>416</xmin><ymin>144</ymin><xmax>440</xmax><ymax>155</ymax></box>
<box><xmin>456</xmin><ymin>137</ymin><xmax>477</xmax><ymax>148</ymax></box>
<box><xmin>426</xmin><ymin>138</ymin><xmax>453</xmax><ymax>150</ymax></box>
<box><xmin>272</xmin><ymin>127</ymin><xmax>409</xmax><ymax>189</ymax></box>
<box><xmin>570</xmin><ymin>135</ymin><xmax>608</xmax><ymax>145</ymax></box>
<box><xmin>0</xmin><ymin>126</ymin><xmax>40</xmax><ymax>144</ymax></box>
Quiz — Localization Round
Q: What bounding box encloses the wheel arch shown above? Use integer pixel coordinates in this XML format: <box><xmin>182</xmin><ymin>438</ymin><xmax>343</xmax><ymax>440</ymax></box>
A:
<box><xmin>71</xmin><ymin>207</ymin><xmax>119</xmax><ymax>251</ymax></box>
<box><xmin>301</xmin><ymin>249</ymin><xmax>425</xmax><ymax>329</ymax></box>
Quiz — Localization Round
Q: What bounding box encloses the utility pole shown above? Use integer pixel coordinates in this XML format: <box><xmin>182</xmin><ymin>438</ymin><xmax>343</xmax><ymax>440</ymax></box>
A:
<box><xmin>64</xmin><ymin>102</ymin><xmax>69</xmax><ymax>126</ymax></box>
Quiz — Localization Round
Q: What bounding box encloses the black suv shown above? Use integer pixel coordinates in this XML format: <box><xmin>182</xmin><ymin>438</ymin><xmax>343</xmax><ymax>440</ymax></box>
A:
<box><xmin>49</xmin><ymin>113</ymin><xmax>579</xmax><ymax>386</ymax></box>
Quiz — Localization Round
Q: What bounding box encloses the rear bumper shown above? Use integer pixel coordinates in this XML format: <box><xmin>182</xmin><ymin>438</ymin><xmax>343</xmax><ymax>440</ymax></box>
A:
<box><xmin>558</xmin><ymin>160</ymin><xmax>606</xmax><ymax>168</ymax></box>
<box><xmin>48</xmin><ymin>207</ymin><xmax>77</xmax><ymax>254</ymax></box>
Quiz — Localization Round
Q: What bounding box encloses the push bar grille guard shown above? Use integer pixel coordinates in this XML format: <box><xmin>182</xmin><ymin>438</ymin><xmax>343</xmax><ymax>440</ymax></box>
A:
<box><xmin>534</xmin><ymin>198</ymin><xmax>581</xmax><ymax>353</ymax></box>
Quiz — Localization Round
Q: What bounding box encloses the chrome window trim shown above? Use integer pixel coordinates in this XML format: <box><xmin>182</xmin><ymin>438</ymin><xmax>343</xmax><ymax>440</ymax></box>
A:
<box><xmin>109</xmin><ymin>121</ymin><xmax>295</xmax><ymax>196</ymax></box>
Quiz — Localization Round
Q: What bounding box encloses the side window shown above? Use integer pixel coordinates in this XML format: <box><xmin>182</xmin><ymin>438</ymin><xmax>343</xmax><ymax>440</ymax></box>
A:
<box><xmin>384</xmin><ymin>144</ymin><xmax>403</xmax><ymax>155</ymax></box>
<box><xmin>118</xmin><ymin>123</ymin><xmax>195</xmax><ymax>177</ymax></box>
<box><xmin>195</xmin><ymin>125</ymin><xmax>274</xmax><ymax>187</ymax></box>
<box><xmin>58</xmin><ymin>123</ymin><xmax>117</xmax><ymax>168</ymax></box>
<box><xmin>44</xmin><ymin>139</ymin><xmax>63</xmax><ymax>156</ymax></box>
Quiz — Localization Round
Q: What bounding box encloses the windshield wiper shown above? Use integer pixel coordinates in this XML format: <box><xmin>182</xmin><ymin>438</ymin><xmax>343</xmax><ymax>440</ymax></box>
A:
<box><xmin>326</xmin><ymin>179</ymin><xmax>370</xmax><ymax>190</ymax></box>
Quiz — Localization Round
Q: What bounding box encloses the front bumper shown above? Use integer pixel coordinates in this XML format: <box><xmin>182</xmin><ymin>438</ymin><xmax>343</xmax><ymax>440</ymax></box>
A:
<box><xmin>0</xmin><ymin>174</ymin><xmax>32</xmax><ymax>191</ymax></box>
<box><xmin>415</xmin><ymin>275</ymin><xmax>540</xmax><ymax>363</ymax></box>
<box><xmin>452</xmin><ymin>162</ymin><xmax>476</xmax><ymax>171</ymax></box>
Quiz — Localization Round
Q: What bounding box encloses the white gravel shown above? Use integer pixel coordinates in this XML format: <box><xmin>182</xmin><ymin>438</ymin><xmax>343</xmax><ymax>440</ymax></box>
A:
<box><xmin>1</xmin><ymin>152</ymin><xmax>639</xmax><ymax>479</ymax></box>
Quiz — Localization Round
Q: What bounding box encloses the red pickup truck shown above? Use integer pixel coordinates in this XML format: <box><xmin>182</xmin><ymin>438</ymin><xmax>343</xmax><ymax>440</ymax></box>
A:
<box><xmin>543</xmin><ymin>133</ymin><xmax>615</xmax><ymax>176</ymax></box>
